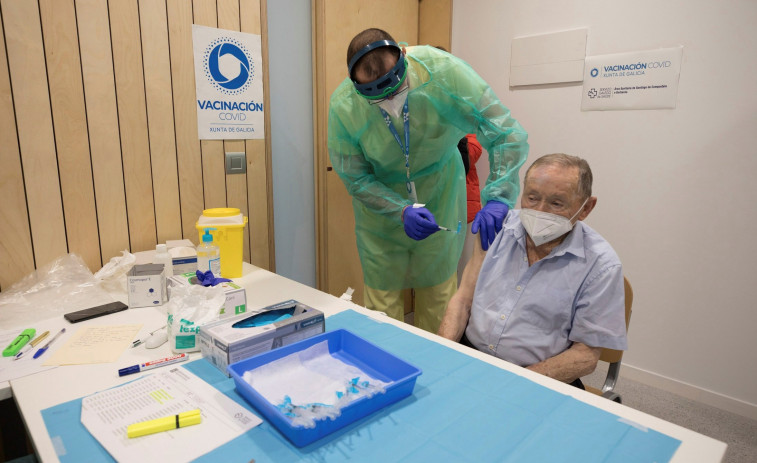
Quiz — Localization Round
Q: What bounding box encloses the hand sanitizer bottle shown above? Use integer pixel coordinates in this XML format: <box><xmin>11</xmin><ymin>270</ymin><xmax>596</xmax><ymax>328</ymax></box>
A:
<box><xmin>152</xmin><ymin>243</ymin><xmax>173</xmax><ymax>278</ymax></box>
<box><xmin>197</xmin><ymin>228</ymin><xmax>221</xmax><ymax>276</ymax></box>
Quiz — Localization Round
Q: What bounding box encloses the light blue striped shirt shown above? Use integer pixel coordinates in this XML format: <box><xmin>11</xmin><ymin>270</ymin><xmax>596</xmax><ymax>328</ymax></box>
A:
<box><xmin>466</xmin><ymin>210</ymin><xmax>628</xmax><ymax>367</ymax></box>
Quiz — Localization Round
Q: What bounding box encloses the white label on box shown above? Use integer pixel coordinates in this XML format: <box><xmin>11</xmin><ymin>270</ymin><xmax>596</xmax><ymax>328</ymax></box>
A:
<box><xmin>281</xmin><ymin>325</ymin><xmax>323</xmax><ymax>346</ymax></box>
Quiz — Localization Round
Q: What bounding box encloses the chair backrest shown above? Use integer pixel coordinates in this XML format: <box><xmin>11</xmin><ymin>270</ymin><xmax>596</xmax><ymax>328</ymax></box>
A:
<box><xmin>599</xmin><ymin>276</ymin><xmax>633</xmax><ymax>364</ymax></box>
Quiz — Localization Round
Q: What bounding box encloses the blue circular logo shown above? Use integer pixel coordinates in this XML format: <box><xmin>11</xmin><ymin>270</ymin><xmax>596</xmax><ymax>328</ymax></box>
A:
<box><xmin>590</xmin><ymin>68</ymin><xmax>599</xmax><ymax>78</ymax></box>
<box><xmin>203</xmin><ymin>38</ymin><xmax>254</xmax><ymax>95</ymax></box>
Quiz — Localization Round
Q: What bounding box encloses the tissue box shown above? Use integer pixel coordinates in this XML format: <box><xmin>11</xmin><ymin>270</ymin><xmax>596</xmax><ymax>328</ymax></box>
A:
<box><xmin>166</xmin><ymin>240</ymin><xmax>198</xmax><ymax>275</ymax></box>
<box><xmin>169</xmin><ymin>272</ymin><xmax>246</xmax><ymax>317</ymax></box>
<box><xmin>199</xmin><ymin>300</ymin><xmax>324</xmax><ymax>375</ymax></box>
<box><xmin>171</xmin><ymin>256</ymin><xmax>197</xmax><ymax>275</ymax></box>
<box><xmin>127</xmin><ymin>264</ymin><xmax>166</xmax><ymax>307</ymax></box>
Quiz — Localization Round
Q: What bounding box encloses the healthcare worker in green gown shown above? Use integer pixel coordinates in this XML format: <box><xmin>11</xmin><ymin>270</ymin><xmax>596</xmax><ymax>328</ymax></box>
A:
<box><xmin>328</xmin><ymin>28</ymin><xmax>529</xmax><ymax>333</ymax></box>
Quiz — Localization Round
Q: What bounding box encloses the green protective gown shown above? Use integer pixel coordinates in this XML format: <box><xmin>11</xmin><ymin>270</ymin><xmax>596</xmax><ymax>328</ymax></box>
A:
<box><xmin>328</xmin><ymin>45</ymin><xmax>528</xmax><ymax>291</ymax></box>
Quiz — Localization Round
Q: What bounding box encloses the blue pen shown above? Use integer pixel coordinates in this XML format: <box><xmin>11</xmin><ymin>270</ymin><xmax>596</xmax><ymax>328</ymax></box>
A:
<box><xmin>14</xmin><ymin>330</ymin><xmax>49</xmax><ymax>360</ymax></box>
<box><xmin>33</xmin><ymin>328</ymin><xmax>66</xmax><ymax>359</ymax></box>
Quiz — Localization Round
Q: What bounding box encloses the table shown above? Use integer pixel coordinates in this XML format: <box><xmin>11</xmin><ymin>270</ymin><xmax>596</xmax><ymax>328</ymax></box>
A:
<box><xmin>9</xmin><ymin>263</ymin><xmax>727</xmax><ymax>462</ymax></box>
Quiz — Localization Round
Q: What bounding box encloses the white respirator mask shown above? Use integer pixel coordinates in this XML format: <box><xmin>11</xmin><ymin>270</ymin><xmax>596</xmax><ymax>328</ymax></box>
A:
<box><xmin>520</xmin><ymin>197</ymin><xmax>589</xmax><ymax>247</ymax></box>
<box><xmin>375</xmin><ymin>82</ymin><xmax>409</xmax><ymax>118</ymax></box>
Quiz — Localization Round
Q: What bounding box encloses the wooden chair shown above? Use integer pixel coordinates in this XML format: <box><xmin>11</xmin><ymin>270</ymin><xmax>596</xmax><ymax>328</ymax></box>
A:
<box><xmin>585</xmin><ymin>276</ymin><xmax>633</xmax><ymax>403</ymax></box>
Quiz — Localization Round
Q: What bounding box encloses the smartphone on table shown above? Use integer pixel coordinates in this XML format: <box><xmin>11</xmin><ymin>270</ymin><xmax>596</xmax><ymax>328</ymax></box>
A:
<box><xmin>64</xmin><ymin>301</ymin><xmax>129</xmax><ymax>323</ymax></box>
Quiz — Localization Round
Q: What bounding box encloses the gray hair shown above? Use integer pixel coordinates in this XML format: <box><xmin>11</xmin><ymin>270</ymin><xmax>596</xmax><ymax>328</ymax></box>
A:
<box><xmin>525</xmin><ymin>153</ymin><xmax>593</xmax><ymax>199</ymax></box>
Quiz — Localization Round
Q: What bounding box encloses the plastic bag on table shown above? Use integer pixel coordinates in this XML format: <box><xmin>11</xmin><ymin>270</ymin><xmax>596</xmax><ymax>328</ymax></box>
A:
<box><xmin>0</xmin><ymin>254</ymin><xmax>115</xmax><ymax>324</ymax></box>
<box><xmin>94</xmin><ymin>250</ymin><xmax>136</xmax><ymax>297</ymax></box>
<box><xmin>166</xmin><ymin>284</ymin><xmax>225</xmax><ymax>354</ymax></box>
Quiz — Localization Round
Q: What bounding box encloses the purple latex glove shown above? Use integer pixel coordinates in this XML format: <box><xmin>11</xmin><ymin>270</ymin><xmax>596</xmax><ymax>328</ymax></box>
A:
<box><xmin>403</xmin><ymin>206</ymin><xmax>439</xmax><ymax>241</ymax></box>
<box><xmin>195</xmin><ymin>270</ymin><xmax>231</xmax><ymax>287</ymax></box>
<box><xmin>471</xmin><ymin>201</ymin><xmax>509</xmax><ymax>250</ymax></box>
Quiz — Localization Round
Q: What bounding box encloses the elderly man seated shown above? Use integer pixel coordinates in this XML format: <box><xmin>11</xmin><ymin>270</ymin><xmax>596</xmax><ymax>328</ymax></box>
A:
<box><xmin>438</xmin><ymin>153</ymin><xmax>627</xmax><ymax>389</ymax></box>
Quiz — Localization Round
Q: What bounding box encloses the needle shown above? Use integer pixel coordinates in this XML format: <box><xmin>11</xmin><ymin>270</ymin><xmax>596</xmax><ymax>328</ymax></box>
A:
<box><xmin>438</xmin><ymin>221</ymin><xmax>463</xmax><ymax>234</ymax></box>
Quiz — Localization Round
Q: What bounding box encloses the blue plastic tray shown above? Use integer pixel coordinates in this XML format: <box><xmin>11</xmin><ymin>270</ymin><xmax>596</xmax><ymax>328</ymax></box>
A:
<box><xmin>227</xmin><ymin>328</ymin><xmax>422</xmax><ymax>447</ymax></box>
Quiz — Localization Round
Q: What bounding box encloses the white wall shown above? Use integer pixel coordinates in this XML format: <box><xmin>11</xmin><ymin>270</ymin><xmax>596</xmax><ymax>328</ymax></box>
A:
<box><xmin>452</xmin><ymin>0</ymin><xmax>757</xmax><ymax>416</ymax></box>
<box><xmin>267</xmin><ymin>0</ymin><xmax>316</xmax><ymax>287</ymax></box>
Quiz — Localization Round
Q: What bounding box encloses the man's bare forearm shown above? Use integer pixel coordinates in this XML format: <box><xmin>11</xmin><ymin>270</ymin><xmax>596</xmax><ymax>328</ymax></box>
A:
<box><xmin>526</xmin><ymin>342</ymin><xmax>601</xmax><ymax>383</ymax></box>
<box><xmin>437</xmin><ymin>239</ymin><xmax>486</xmax><ymax>341</ymax></box>
<box><xmin>437</xmin><ymin>294</ymin><xmax>470</xmax><ymax>341</ymax></box>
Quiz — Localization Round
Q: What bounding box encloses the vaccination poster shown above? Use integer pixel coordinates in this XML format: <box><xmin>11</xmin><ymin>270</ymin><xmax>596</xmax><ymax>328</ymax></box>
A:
<box><xmin>581</xmin><ymin>46</ymin><xmax>683</xmax><ymax>111</ymax></box>
<box><xmin>192</xmin><ymin>25</ymin><xmax>264</xmax><ymax>139</ymax></box>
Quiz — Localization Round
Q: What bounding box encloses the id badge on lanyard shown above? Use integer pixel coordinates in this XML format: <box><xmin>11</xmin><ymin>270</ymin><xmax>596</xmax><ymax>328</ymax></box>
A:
<box><xmin>406</xmin><ymin>181</ymin><xmax>418</xmax><ymax>203</ymax></box>
<box><xmin>379</xmin><ymin>100</ymin><xmax>417</xmax><ymax>202</ymax></box>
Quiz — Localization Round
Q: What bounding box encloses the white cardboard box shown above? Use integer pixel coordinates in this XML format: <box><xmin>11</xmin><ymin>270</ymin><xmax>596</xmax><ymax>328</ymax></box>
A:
<box><xmin>169</xmin><ymin>272</ymin><xmax>247</xmax><ymax>317</ymax></box>
<box><xmin>127</xmin><ymin>264</ymin><xmax>167</xmax><ymax>307</ymax></box>
<box><xmin>167</xmin><ymin>240</ymin><xmax>198</xmax><ymax>274</ymax></box>
<box><xmin>199</xmin><ymin>300</ymin><xmax>325</xmax><ymax>375</ymax></box>
<box><xmin>171</xmin><ymin>256</ymin><xmax>198</xmax><ymax>275</ymax></box>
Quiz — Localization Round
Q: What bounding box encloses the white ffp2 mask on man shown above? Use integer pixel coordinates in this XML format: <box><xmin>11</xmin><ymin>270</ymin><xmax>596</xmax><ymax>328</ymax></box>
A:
<box><xmin>520</xmin><ymin>197</ymin><xmax>589</xmax><ymax>247</ymax></box>
<box><xmin>376</xmin><ymin>82</ymin><xmax>409</xmax><ymax>118</ymax></box>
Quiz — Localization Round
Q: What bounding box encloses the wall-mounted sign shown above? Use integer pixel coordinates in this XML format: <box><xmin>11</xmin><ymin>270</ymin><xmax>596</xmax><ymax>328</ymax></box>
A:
<box><xmin>581</xmin><ymin>46</ymin><xmax>683</xmax><ymax>111</ymax></box>
<box><xmin>510</xmin><ymin>28</ymin><xmax>587</xmax><ymax>86</ymax></box>
<box><xmin>193</xmin><ymin>25</ymin><xmax>264</xmax><ymax>139</ymax></box>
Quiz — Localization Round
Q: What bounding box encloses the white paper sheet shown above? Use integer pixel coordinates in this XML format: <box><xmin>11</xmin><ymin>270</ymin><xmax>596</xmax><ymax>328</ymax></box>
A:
<box><xmin>193</xmin><ymin>25</ymin><xmax>265</xmax><ymax>140</ymax></box>
<box><xmin>81</xmin><ymin>366</ymin><xmax>261</xmax><ymax>463</ymax></box>
<box><xmin>0</xmin><ymin>317</ymin><xmax>68</xmax><ymax>383</ymax></box>
<box><xmin>44</xmin><ymin>324</ymin><xmax>142</xmax><ymax>366</ymax></box>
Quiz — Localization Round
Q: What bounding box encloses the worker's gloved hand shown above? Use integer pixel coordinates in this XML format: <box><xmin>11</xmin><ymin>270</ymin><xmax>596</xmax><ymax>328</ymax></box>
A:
<box><xmin>472</xmin><ymin>201</ymin><xmax>509</xmax><ymax>250</ymax></box>
<box><xmin>403</xmin><ymin>206</ymin><xmax>439</xmax><ymax>241</ymax></box>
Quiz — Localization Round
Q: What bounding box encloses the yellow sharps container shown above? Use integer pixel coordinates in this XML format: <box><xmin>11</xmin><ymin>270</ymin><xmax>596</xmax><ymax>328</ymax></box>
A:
<box><xmin>196</xmin><ymin>208</ymin><xmax>248</xmax><ymax>278</ymax></box>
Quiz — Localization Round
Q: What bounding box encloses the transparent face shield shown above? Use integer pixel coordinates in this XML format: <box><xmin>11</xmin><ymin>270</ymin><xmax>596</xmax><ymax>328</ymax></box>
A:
<box><xmin>369</xmin><ymin>81</ymin><xmax>409</xmax><ymax>105</ymax></box>
<box><xmin>348</xmin><ymin>40</ymin><xmax>408</xmax><ymax>100</ymax></box>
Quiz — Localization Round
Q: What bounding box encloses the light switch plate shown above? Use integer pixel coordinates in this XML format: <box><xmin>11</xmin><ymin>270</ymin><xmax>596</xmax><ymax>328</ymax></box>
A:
<box><xmin>225</xmin><ymin>152</ymin><xmax>246</xmax><ymax>174</ymax></box>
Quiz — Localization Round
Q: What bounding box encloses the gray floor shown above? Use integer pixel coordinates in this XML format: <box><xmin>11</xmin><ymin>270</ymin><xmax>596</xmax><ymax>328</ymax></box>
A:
<box><xmin>584</xmin><ymin>364</ymin><xmax>757</xmax><ymax>463</ymax></box>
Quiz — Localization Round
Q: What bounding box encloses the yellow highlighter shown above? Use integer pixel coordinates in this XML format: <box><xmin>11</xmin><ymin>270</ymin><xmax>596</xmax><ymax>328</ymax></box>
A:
<box><xmin>127</xmin><ymin>409</ymin><xmax>201</xmax><ymax>438</ymax></box>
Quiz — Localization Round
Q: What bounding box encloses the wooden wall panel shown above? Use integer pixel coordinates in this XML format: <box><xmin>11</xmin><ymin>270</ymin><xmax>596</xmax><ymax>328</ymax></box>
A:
<box><xmin>241</xmin><ymin>0</ymin><xmax>273</xmax><ymax>270</ymax></box>
<box><xmin>225</xmin><ymin>150</ymin><xmax>251</xmax><ymax>264</ymax></box>
<box><xmin>168</xmin><ymin>0</ymin><xmax>205</xmax><ymax>242</ymax></box>
<box><xmin>418</xmin><ymin>0</ymin><xmax>451</xmax><ymax>50</ymax></box>
<box><xmin>0</xmin><ymin>9</ymin><xmax>35</xmax><ymax>290</ymax></box>
<box><xmin>193</xmin><ymin>0</ymin><xmax>228</xmax><ymax>209</ymax></box>
<box><xmin>76</xmin><ymin>0</ymin><xmax>130</xmax><ymax>262</ymax></box>
<box><xmin>109</xmin><ymin>0</ymin><xmax>158</xmax><ymax>253</ymax></box>
<box><xmin>199</xmin><ymin>128</ymin><xmax>228</xmax><ymax>213</ymax></box>
<box><xmin>39</xmin><ymin>0</ymin><xmax>101</xmax><ymax>271</ymax></box>
<box><xmin>139</xmin><ymin>0</ymin><xmax>183</xmax><ymax>244</ymax></box>
<box><xmin>217</xmin><ymin>0</ymin><xmax>240</xmax><ymax>32</ymax></box>
<box><xmin>218</xmin><ymin>0</ymin><xmax>252</xmax><ymax>264</ymax></box>
<box><xmin>1</xmin><ymin>0</ymin><xmax>68</xmax><ymax>270</ymax></box>
<box><xmin>0</xmin><ymin>0</ymin><xmax>274</xmax><ymax>289</ymax></box>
